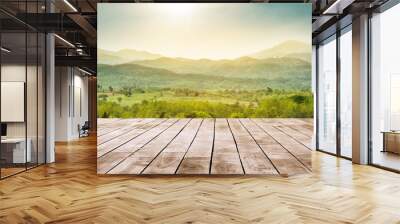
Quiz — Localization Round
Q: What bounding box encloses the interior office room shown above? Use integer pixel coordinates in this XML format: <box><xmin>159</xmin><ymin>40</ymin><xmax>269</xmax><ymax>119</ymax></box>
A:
<box><xmin>1</xmin><ymin>0</ymin><xmax>400</xmax><ymax>223</ymax></box>
<box><xmin>0</xmin><ymin>8</ymin><xmax>46</xmax><ymax>178</ymax></box>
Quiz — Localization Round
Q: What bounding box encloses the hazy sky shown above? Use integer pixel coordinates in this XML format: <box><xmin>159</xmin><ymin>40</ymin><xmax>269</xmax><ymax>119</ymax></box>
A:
<box><xmin>98</xmin><ymin>3</ymin><xmax>311</xmax><ymax>60</ymax></box>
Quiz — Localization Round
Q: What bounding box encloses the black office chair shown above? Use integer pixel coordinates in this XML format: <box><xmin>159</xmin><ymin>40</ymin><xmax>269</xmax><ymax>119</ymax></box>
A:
<box><xmin>79</xmin><ymin>121</ymin><xmax>90</xmax><ymax>138</ymax></box>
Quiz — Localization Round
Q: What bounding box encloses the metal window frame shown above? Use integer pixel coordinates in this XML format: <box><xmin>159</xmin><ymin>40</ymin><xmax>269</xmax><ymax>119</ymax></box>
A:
<box><xmin>315</xmin><ymin>23</ymin><xmax>353</xmax><ymax>161</ymax></box>
<box><xmin>0</xmin><ymin>0</ymin><xmax>48</xmax><ymax>180</ymax></box>
<box><xmin>367</xmin><ymin>0</ymin><xmax>400</xmax><ymax>173</ymax></box>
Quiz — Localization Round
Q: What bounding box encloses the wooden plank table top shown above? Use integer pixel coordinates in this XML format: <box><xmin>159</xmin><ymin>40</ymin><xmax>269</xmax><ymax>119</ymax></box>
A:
<box><xmin>97</xmin><ymin>118</ymin><xmax>313</xmax><ymax>176</ymax></box>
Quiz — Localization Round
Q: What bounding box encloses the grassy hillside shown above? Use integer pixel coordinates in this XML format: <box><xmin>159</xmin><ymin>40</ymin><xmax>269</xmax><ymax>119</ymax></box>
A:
<box><xmin>129</xmin><ymin>56</ymin><xmax>310</xmax><ymax>80</ymax></box>
<box><xmin>97</xmin><ymin>40</ymin><xmax>312</xmax><ymax>118</ymax></box>
<box><xmin>97</xmin><ymin>61</ymin><xmax>311</xmax><ymax>91</ymax></box>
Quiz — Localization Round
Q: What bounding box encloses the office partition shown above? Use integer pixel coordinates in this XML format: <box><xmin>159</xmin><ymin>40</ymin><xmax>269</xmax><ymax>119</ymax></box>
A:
<box><xmin>0</xmin><ymin>1</ymin><xmax>47</xmax><ymax>179</ymax></box>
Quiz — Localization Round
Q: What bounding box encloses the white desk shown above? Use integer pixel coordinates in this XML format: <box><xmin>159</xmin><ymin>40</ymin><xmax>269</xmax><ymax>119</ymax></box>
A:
<box><xmin>1</xmin><ymin>138</ymin><xmax>31</xmax><ymax>163</ymax></box>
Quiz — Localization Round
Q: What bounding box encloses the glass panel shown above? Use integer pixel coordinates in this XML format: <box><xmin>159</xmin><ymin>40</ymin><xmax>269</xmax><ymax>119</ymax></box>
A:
<box><xmin>27</xmin><ymin>31</ymin><xmax>38</xmax><ymax>169</ymax></box>
<box><xmin>371</xmin><ymin>4</ymin><xmax>400</xmax><ymax>171</ymax></box>
<box><xmin>317</xmin><ymin>36</ymin><xmax>337</xmax><ymax>154</ymax></box>
<box><xmin>26</xmin><ymin>0</ymin><xmax>40</xmax><ymax>169</ymax></box>
<box><xmin>1</xmin><ymin>31</ymin><xmax>28</xmax><ymax>177</ymax></box>
<box><xmin>0</xmin><ymin>1</ymin><xmax>46</xmax><ymax>179</ymax></box>
<box><xmin>340</xmin><ymin>28</ymin><xmax>352</xmax><ymax>158</ymax></box>
<box><xmin>38</xmin><ymin>33</ymin><xmax>46</xmax><ymax>165</ymax></box>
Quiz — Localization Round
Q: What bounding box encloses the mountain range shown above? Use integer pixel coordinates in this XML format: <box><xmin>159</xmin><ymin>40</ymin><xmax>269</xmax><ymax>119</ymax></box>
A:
<box><xmin>98</xmin><ymin>49</ymin><xmax>163</xmax><ymax>65</ymax></box>
<box><xmin>98</xmin><ymin>40</ymin><xmax>311</xmax><ymax>91</ymax></box>
<box><xmin>98</xmin><ymin>40</ymin><xmax>311</xmax><ymax>64</ymax></box>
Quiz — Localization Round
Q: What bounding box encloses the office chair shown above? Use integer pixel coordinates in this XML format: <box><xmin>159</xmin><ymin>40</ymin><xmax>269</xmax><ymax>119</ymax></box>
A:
<box><xmin>79</xmin><ymin>121</ymin><xmax>90</xmax><ymax>138</ymax></box>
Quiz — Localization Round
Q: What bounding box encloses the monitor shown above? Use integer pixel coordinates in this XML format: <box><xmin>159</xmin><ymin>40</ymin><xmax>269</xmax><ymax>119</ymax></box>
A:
<box><xmin>1</xmin><ymin>123</ymin><xmax>7</xmax><ymax>137</ymax></box>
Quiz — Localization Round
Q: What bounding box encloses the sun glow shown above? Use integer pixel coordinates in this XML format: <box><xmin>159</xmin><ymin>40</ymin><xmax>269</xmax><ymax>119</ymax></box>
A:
<box><xmin>159</xmin><ymin>4</ymin><xmax>197</xmax><ymax>18</ymax></box>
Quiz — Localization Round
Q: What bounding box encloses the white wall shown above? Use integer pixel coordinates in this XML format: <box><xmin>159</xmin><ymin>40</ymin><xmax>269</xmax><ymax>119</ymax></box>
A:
<box><xmin>55</xmin><ymin>67</ymin><xmax>89</xmax><ymax>141</ymax></box>
<box><xmin>1</xmin><ymin>63</ymin><xmax>46</xmax><ymax>164</ymax></box>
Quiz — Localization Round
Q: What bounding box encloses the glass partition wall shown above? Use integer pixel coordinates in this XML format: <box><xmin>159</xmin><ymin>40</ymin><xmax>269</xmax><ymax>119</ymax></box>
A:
<box><xmin>0</xmin><ymin>4</ymin><xmax>46</xmax><ymax>179</ymax></box>
<box><xmin>316</xmin><ymin>26</ymin><xmax>352</xmax><ymax>159</ymax></box>
<box><xmin>317</xmin><ymin>35</ymin><xmax>337</xmax><ymax>154</ymax></box>
<box><xmin>339</xmin><ymin>27</ymin><xmax>352</xmax><ymax>158</ymax></box>
<box><xmin>370</xmin><ymin>3</ymin><xmax>400</xmax><ymax>171</ymax></box>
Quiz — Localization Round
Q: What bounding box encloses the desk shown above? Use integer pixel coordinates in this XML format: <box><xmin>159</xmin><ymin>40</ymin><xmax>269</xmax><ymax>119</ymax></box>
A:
<box><xmin>382</xmin><ymin>131</ymin><xmax>400</xmax><ymax>154</ymax></box>
<box><xmin>1</xmin><ymin>138</ymin><xmax>31</xmax><ymax>163</ymax></box>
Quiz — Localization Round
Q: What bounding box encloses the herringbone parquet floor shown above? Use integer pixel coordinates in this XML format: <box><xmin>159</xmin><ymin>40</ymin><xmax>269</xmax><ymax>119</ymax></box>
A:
<box><xmin>1</xmin><ymin>135</ymin><xmax>400</xmax><ymax>223</ymax></box>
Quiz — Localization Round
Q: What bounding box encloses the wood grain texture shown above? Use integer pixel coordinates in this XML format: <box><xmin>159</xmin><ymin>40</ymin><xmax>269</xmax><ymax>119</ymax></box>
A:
<box><xmin>240</xmin><ymin>119</ymin><xmax>309</xmax><ymax>176</ymax></box>
<box><xmin>97</xmin><ymin>118</ymin><xmax>314</xmax><ymax>176</ymax></box>
<box><xmin>108</xmin><ymin>119</ymin><xmax>191</xmax><ymax>174</ymax></box>
<box><xmin>97</xmin><ymin>119</ymin><xmax>179</xmax><ymax>174</ymax></box>
<box><xmin>228</xmin><ymin>119</ymin><xmax>278</xmax><ymax>175</ymax></box>
<box><xmin>177</xmin><ymin>119</ymin><xmax>214</xmax><ymax>174</ymax></box>
<box><xmin>143</xmin><ymin>119</ymin><xmax>202</xmax><ymax>174</ymax></box>
<box><xmin>211</xmin><ymin>119</ymin><xmax>244</xmax><ymax>175</ymax></box>
<box><xmin>97</xmin><ymin>119</ymin><xmax>165</xmax><ymax>157</ymax></box>
<box><xmin>255</xmin><ymin>119</ymin><xmax>312</xmax><ymax>169</ymax></box>
<box><xmin>97</xmin><ymin>119</ymin><xmax>145</xmax><ymax>144</ymax></box>
<box><xmin>1</xmin><ymin>133</ymin><xmax>400</xmax><ymax>223</ymax></box>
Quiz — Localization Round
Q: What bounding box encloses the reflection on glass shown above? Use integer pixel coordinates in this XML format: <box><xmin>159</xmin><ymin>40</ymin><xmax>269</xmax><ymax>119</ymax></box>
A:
<box><xmin>340</xmin><ymin>28</ymin><xmax>352</xmax><ymax>158</ymax></box>
<box><xmin>318</xmin><ymin>36</ymin><xmax>337</xmax><ymax>154</ymax></box>
<box><xmin>27</xmin><ymin>31</ymin><xmax>38</xmax><ymax>169</ymax></box>
<box><xmin>371</xmin><ymin>3</ymin><xmax>400</xmax><ymax>171</ymax></box>
<box><xmin>0</xmin><ymin>1</ymin><xmax>47</xmax><ymax>179</ymax></box>
<box><xmin>38</xmin><ymin>33</ymin><xmax>46</xmax><ymax>165</ymax></box>
<box><xmin>1</xmin><ymin>32</ymin><xmax>28</xmax><ymax>177</ymax></box>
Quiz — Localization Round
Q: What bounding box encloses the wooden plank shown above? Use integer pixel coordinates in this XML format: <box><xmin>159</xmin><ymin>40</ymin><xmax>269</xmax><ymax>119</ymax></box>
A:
<box><xmin>108</xmin><ymin>119</ymin><xmax>191</xmax><ymax>174</ymax></box>
<box><xmin>255</xmin><ymin>119</ymin><xmax>312</xmax><ymax>169</ymax></box>
<box><xmin>97</xmin><ymin>119</ymin><xmax>167</xmax><ymax>157</ymax></box>
<box><xmin>275</xmin><ymin>119</ymin><xmax>314</xmax><ymax>135</ymax></box>
<box><xmin>228</xmin><ymin>119</ymin><xmax>278</xmax><ymax>175</ymax></box>
<box><xmin>290</xmin><ymin>124</ymin><xmax>314</xmax><ymax>138</ymax></box>
<box><xmin>176</xmin><ymin>119</ymin><xmax>214</xmax><ymax>174</ymax></box>
<box><xmin>97</xmin><ymin>118</ymin><xmax>141</xmax><ymax>143</ymax></box>
<box><xmin>97</xmin><ymin>119</ymin><xmax>151</xmax><ymax>145</ymax></box>
<box><xmin>97</xmin><ymin>119</ymin><xmax>178</xmax><ymax>174</ymax></box>
<box><xmin>97</xmin><ymin>118</ymin><xmax>135</xmax><ymax>136</ymax></box>
<box><xmin>97</xmin><ymin>118</ymin><xmax>121</xmax><ymax>127</ymax></box>
<box><xmin>274</xmin><ymin>125</ymin><xmax>313</xmax><ymax>149</ymax></box>
<box><xmin>211</xmin><ymin>119</ymin><xmax>243</xmax><ymax>175</ymax></box>
<box><xmin>97</xmin><ymin>151</ymin><xmax>130</xmax><ymax>174</ymax></box>
<box><xmin>142</xmin><ymin>119</ymin><xmax>203</xmax><ymax>174</ymax></box>
<box><xmin>241</xmin><ymin>119</ymin><xmax>309</xmax><ymax>176</ymax></box>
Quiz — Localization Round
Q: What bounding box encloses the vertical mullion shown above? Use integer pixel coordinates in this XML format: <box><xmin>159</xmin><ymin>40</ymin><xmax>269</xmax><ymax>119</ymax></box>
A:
<box><xmin>367</xmin><ymin>11</ymin><xmax>373</xmax><ymax>165</ymax></box>
<box><xmin>336</xmin><ymin>29</ymin><xmax>341</xmax><ymax>157</ymax></box>
<box><xmin>36</xmin><ymin>0</ymin><xmax>39</xmax><ymax>167</ymax></box>
<box><xmin>0</xmin><ymin>24</ymin><xmax>2</xmax><ymax>179</ymax></box>
<box><xmin>44</xmin><ymin>0</ymin><xmax>48</xmax><ymax>164</ymax></box>
<box><xmin>316</xmin><ymin>45</ymin><xmax>320</xmax><ymax>150</ymax></box>
<box><xmin>25</xmin><ymin>0</ymin><xmax>28</xmax><ymax>171</ymax></box>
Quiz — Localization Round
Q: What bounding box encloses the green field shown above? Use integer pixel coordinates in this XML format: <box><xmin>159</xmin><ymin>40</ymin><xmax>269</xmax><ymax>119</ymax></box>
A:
<box><xmin>97</xmin><ymin>41</ymin><xmax>313</xmax><ymax>118</ymax></box>
<box><xmin>98</xmin><ymin>88</ymin><xmax>313</xmax><ymax>118</ymax></box>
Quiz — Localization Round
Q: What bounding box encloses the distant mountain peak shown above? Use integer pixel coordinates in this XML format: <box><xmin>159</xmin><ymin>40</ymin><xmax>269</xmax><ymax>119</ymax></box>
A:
<box><xmin>247</xmin><ymin>40</ymin><xmax>310</xmax><ymax>61</ymax></box>
<box><xmin>98</xmin><ymin>48</ymin><xmax>164</xmax><ymax>65</ymax></box>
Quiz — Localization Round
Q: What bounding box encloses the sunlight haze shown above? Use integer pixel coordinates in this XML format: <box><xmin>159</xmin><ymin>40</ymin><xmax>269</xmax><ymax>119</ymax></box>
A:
<box><xmin>98</xmin><ymin>3</ymin><xmax>311</xmax><ymax>60</ymax></box>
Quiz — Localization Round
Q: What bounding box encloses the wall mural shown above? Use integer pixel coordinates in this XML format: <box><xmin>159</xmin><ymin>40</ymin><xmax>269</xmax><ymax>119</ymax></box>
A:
<box><xmin>97</xmin><ymin>3</ymin><xmax>313</xmax><ymax>176</ymax></box>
